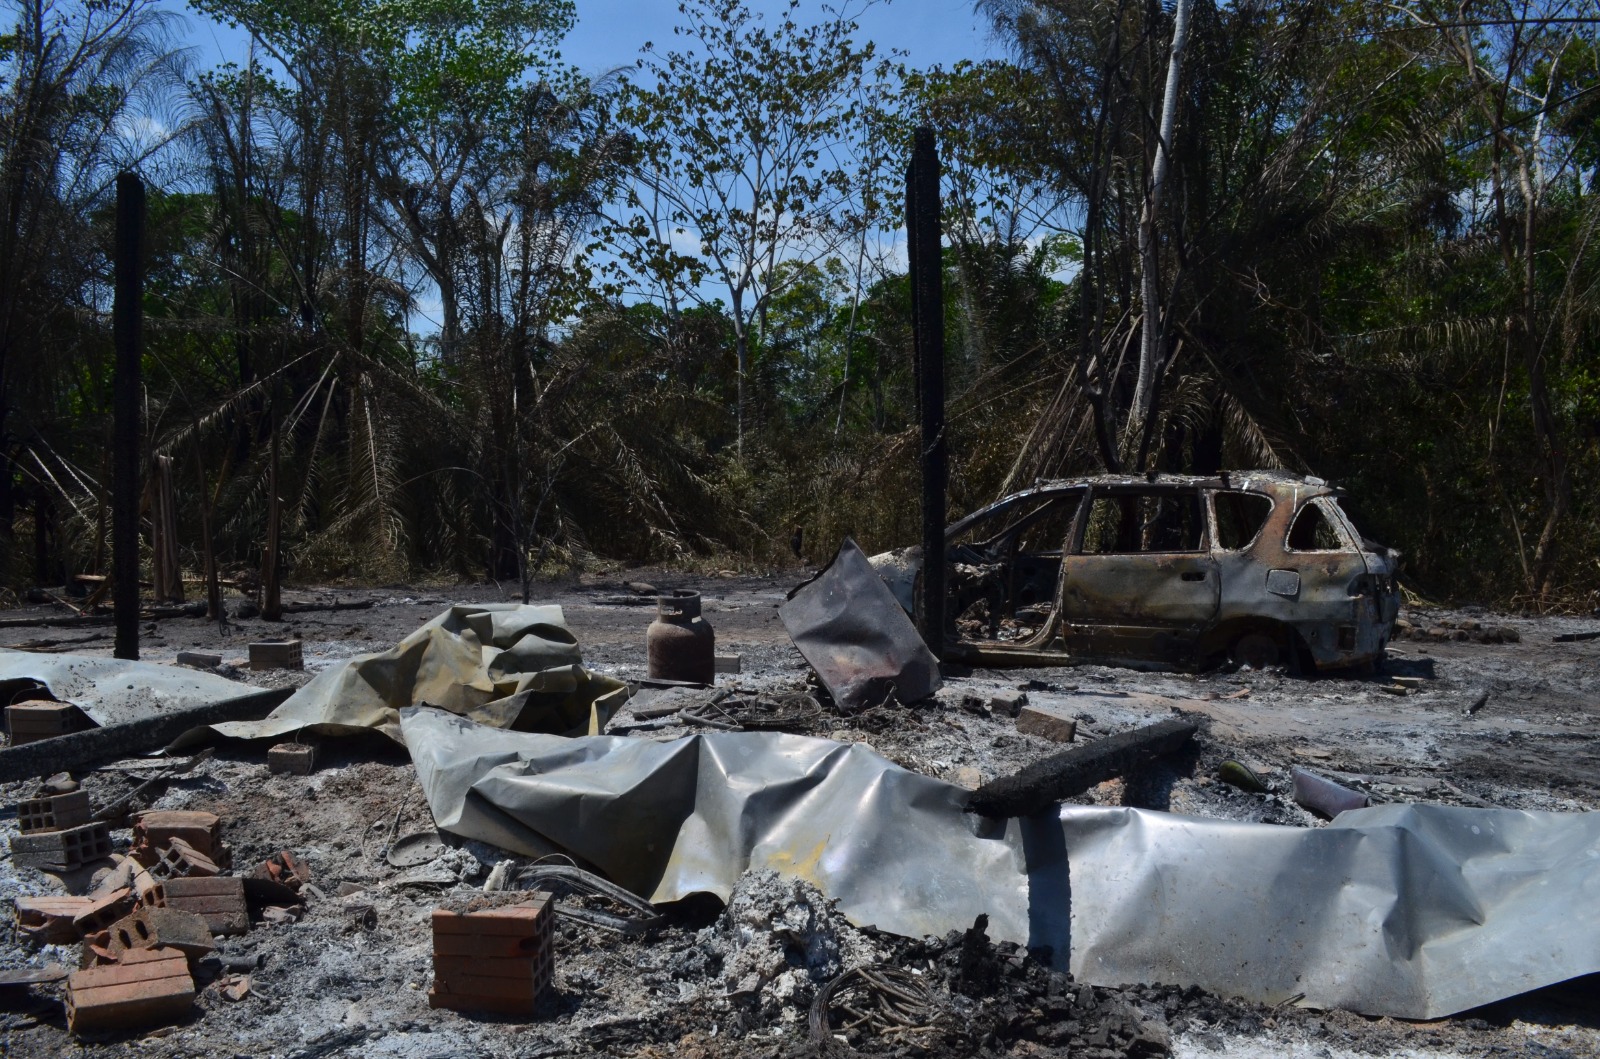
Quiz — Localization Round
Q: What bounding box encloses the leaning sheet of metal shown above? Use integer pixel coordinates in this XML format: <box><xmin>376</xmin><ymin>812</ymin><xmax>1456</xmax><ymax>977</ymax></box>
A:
<box><xmin>191</xmin><ymin>604</ymin><xmax>629</xmax><ymax>746</ymax></box>
<box><xmin>0</xmin><ymin>649</ymin><xmax>267</xmax><ymax>726</ymax></box>
<box><xmin>780</xmin><ymin>538</ymin><xmax>941</xmax><ymax>711</ymax></box>
<box><xmin>403</xmin><ymin>705</ymin><xmax>1600</xmax><ymax>1020</ymax></box>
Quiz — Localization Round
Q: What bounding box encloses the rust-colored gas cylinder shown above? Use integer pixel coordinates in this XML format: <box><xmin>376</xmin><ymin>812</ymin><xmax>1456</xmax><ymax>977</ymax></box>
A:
<box><xmin>647</xmin><ymin>590</ymin><xmax>715</xmax><ymax>685</ymax></box>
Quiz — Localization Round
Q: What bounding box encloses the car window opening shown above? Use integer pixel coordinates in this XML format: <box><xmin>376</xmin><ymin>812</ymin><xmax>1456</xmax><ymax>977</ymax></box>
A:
<box><xmin>1213</xmin><ymin>491</ymin><xmax>1273</xmax><ymax>550</ymax></box>
<box><xmin>1082</xmin><ymin>491</ymin><xmax>1204</xmax><ymax>554</ymax></box>
<box><xmin>1287</xmin><ymin>501</ymin><xmax>1347</xmax><ymax>552</ymax></box>
<box><xmin>949</xmin><ymin>495</ymin><xmax>1077</xmax><ymax>644</ymax></box>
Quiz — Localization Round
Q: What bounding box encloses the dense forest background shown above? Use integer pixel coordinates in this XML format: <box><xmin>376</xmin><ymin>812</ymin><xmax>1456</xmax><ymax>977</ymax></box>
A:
<box><xmin>2</xmin><ymin>0</ymin><xmax>1598</xmax><ymax>608</ymax></box>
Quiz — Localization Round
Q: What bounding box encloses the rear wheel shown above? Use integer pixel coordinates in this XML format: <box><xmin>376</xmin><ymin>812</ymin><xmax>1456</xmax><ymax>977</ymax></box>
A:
<box><xmin>1230</xmin><ymin>630</ymin><xmax>1283</xmax><ymax>670</ymax></box>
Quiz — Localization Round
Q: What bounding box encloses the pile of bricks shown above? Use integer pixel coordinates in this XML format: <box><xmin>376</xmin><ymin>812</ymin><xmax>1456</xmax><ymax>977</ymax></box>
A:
<box><xmin>4</xmin><ymin>699</ymin><xmax>91</xmax><ymax>745</ymax></box>
<box><xmin>7</xmin><ymin>787</ymin><xmax>316</xmax><ymax>1036</ymax></box>
<box><xmin>429</xmin><ymin>896</ymin><xmax>556</xmax><ymax>1016</ymax></box>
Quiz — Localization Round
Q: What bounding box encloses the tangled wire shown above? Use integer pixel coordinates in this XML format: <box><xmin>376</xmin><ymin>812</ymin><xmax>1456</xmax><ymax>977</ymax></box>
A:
<box><xmin>808</xmin><ymin>964</ymin><xmax>936</xmax><ymax>1054</ymax></box>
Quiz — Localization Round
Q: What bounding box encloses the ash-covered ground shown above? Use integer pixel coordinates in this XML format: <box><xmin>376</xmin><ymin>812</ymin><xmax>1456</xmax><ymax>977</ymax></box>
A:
<box><xmin>2</xmin><ymin>573</ymin><xmax>1600</xmax><ymax>1058</ymax></box>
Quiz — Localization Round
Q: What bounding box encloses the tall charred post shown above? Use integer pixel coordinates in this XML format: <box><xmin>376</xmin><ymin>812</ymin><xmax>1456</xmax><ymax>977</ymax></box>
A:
<box><xmin>113</xmin><ymin>172</ymin><xmax>145</xmax><ymax>660</ymax></box>
<box><xmin>908</xmin><ymin>128</ymin><xmax>947</xmax><ymax>656</ymax></box>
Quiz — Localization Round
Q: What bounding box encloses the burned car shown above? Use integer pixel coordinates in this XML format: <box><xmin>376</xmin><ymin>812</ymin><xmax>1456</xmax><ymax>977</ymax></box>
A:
<box><xmin>870</xmin><ymin>471</ymin><xmax>1400</xmax><ymax>671</ymax></box>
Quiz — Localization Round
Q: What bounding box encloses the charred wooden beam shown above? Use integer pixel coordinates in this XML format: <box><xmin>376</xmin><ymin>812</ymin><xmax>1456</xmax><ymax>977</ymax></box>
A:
<box><xmin>968</xmin><ymin>717</ymin><xmax>1198</xmax><ymax>818</ymax></box>
<box><xmin>907</xmin><ymin>127</ymin><xmax>947</xmax><ymax>657</ymax></box>
<box><xmin>112</xmin><ymin>173</ymin><xmax>145</xmax><ymax>661</ymax></box>
<box><xmin>0</xmin><ymin>687</ymin><xmax>291</xmax><ymax>784</ymax></box>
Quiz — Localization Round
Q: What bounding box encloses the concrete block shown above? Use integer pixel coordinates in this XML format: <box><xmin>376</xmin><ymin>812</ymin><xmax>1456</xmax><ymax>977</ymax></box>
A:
<box><xmin>107</xmin><ymin>906</ymin><xmax>215</xmax><ymax>961</ymax></box>
<box><xmin>10</xmin><ymin>821</ymin><xmax>113</xmax><ymax>870</ymax></box>
<box><xmin>267</xmin><ymin>742</ymin><xmax>316</xmax><ymax>775</ymax></box>
<box><xmin>149</xmin><ymin>877</ymin><xmax>249</xmax><ymax>936</ymax></box>
<box><xmin>17</xmin><ymin>789</ymin><xmax>92</xmax><ymax>834</ymax></box>
<box><xmin>73</xmin><ymin>887</ymin><xmax>135</xmax><ymax>936</ymax></box>
<box><xmin>714</xmin><ymin>654</ymin><xmax>742</xmax><ymax>675</ymax></box>
<box><xmin>66</xmin><ymin>947</ymin><xmax>194</xmax><ymax>1035</ymax></box>
<box><xmin>989</xmin><ymin>689</ymin><xmax>1029</xmax><ymax>717</ymax></box>
<box><xmin>249</xmin><ymin>640</ymin><xmax>303</xmax><ymax>671</ymax></box>
<box><xmin>429</xmin><ymin>898</ymin><xmax>554</xmax><ymax>1015</ymax></box>
<box><xmin>15</xmin><ymin>895</ymin><xmax>94</xmax><ymax>943</ymax></box>
<box><xmin>174</xmin><ymin>651</ymin><xmax>222</xmax><ymax>669</ymax></box>
<box><xmin>1015</xmin><ymin>701</ymin><xmax>1078</xmax><ymax>743</ymax></box>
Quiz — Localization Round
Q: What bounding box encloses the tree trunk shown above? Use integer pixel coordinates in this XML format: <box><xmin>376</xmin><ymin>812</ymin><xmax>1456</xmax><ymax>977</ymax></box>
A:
<box><xmin>1127</xmin><ymin>0</ymin><xmax>1193</xmax><ymax>464</ymax></box>
<box><xmin>262</xmin><ymin>425</ymin><xmax>282</xmax><ymax>621</ymax></box>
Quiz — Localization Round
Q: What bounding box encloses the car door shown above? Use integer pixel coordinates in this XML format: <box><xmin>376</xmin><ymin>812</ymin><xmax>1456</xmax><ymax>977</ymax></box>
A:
<box><xmin>1058</xmin><ymin>486</ymin><xmax>1220</xmax><ymax>663</ymax></box>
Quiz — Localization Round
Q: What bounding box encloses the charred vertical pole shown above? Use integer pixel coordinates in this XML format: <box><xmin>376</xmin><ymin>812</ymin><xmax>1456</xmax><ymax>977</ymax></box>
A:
<box><xmin>112</xmin><ymin>172</ymin><xmax>145</xmax><ymax>660</ymax></box>
<box><xmin>907</xmin><ymin>127</ymin><xmax>947</xmax><ymax>655</ymax></box>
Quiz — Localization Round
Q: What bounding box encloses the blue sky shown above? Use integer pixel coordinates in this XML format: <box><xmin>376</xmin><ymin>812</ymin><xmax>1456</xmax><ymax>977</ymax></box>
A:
<box><xmin>171</xmin><ymin>0</ymin><xmax>999</xmax><ymax>76</ymax></box>
<box><xmin>562</xmin><ymin>0</ymin><xmax>997</xmax><ymax>75</ymax></box>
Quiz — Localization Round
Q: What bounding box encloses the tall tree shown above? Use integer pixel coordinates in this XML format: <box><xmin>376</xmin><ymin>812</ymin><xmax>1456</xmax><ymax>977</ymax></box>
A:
<box><xmin>609</xmin><ymin>0</ymin><xmax>899</xmax><ymax>454</ymax></box>
<box><xmin>0</xmin><ymin>0</ymin><xmax>180</xmax><ymax>582</ymax></box>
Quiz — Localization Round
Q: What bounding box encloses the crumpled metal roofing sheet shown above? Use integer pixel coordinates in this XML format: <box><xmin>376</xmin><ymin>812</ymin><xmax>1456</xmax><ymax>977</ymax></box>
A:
<box><xmin>402</xmin><ymin>705</ymin><xmax>1600</xmax><ymax>1020</ymax></box>
<box><xmin>0</xmin><ymin>649</ymin><xmax>266</xmax><ymax>727</ymax></box>
<box><xmin>201</xmin><ymin>604</ymin><xmax>627</xmax><ymax>745</ymax></box>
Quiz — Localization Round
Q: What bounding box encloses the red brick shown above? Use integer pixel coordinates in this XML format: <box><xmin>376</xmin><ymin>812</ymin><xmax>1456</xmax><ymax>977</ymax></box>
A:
<box><xmin>10</xmin><ymin>821</ymin><xmax>113</xmax><ymax>870</ymax></box>
<box><xmin>66</xmin><ymin>948</ymin><xmax>194</xmax><ymax>1034</ymax></box>
<box><xmin>432</xmin><ymin>933</ymin><xmax>546</xmax><ymax>959</ymax></box>
<box><xmin>267</xmin><ymin>743</ymin><xmax>317</xmax><ymax>775</ymax></box>
<box><xmin>149</xmin><ymin>837</ymin><xmax>221</xmax><ymax>880</ymax></box>
<box><xmin>81</xmin><ymin>930</ymin><xmax>116</xmax><ymax>967</ymax></box>
<box><xmin>16</xmin><ymin>790</ymin><xmax>92</xmax><ymax>834</ymax></box>
<box><xmin>429</xmin><ymin>897</ymin><xmax>554</xmax><ymax>1016</ymax></box>
<box><xmin>1016</xmin><ymin>702</ymin><xmax>1079</xmax><ymax>743</ymax></box>
<box><xmin>252</xmin><ymin>850</ymin><xmax>311</xmax><ymax>890</ymax></box>
<box><xmin>430</xmin><ymin>902</ymin><xmax>549</xmax><ymax>936</ymax></box>
<box><xmin>15</xmin><ymin>895</ymin><xmax>92</xmax><ymax>943</ymax></box>
<box><xmin>131</xmin><ymin>811</ymin><xmax>224</xmax><ymax>867</ymax></box>
<box><xmin>6</xmin><ymin>701</ymin><xmax>90</xmax><ymax>745</ymax></box>
<box><xmin>107</xmin><ymin>906</ymin><xmax>215</xmax><ymax>960</ymax></box>
<box><xmin>72</xmin><ymin>888</ymin><xmax>134</xmax><ymax>935</ymax></box>
<box><xmin>149</xmin><ymin>877</ymin><xmax>248</xmax><ymax>936</ymax></box>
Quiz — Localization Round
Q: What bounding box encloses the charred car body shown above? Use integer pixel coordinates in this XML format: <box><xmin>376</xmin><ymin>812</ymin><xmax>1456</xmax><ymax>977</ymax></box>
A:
<box><xmin>870</xmin><ymin>471</ymin><xmax>1400</xmax><ymax>671</ymax></box>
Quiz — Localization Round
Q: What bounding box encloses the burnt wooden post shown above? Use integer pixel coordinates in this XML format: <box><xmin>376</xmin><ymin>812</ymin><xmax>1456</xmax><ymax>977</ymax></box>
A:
<box><xmin>113</xmin><ymin>172</ymin><xmax>145</xmax><ymax>660</ymax></box>
<box><xmin>907</xmin><ymin>127</ymin><xmax>947</xmax><ymax>655</ymax></box>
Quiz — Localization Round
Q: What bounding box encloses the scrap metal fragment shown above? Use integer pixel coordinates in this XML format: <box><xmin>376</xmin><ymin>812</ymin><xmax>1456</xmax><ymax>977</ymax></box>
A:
<box><xmin>1292</xmin><ymin>767</ymin><xmax>1370</xmax><ymax>818</ymax></box>
<box><xmin>1218</xmin><ymin>760</ymin><xmax>1269</xmax><ymax>793</ymax></box>
<box><xmin>968</xmin><ymin>718</ymin><xmax>1198</xmax><ymax>818</ymax></box>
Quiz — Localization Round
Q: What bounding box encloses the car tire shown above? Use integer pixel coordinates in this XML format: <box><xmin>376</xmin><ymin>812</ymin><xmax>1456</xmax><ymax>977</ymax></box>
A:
<box><xmin>1231</xmin><ymin>630</ymin><xmax>1282</xmax><ymax>670</ymax></box>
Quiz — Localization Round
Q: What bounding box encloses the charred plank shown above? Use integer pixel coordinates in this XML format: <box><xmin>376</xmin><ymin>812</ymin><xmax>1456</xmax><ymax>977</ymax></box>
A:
<box><xmin>967</xmin><ymin>717</ymin><xmax>1197</xmax><ymax>818</ymax></box>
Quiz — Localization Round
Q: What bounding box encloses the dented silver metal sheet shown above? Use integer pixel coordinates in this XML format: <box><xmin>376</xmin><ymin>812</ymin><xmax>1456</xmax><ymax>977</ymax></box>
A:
<box><xmin>0</xmin><ymin>649</ymin><xmax>266</xmax><ymax>727</ymax></box>
<box><xmin>403</xmin><ymin>705</ymin><xmax>1600</xmax><ymax>1020</ymax></box>
<box><xmin>781</xmin><ymin>538</ymin><xmax>941</xmax><ymax>710</ymax></box>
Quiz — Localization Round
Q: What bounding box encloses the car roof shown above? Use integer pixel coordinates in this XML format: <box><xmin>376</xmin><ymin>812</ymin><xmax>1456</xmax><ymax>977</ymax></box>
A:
<box><xmin>1017</xmin><ymin>469</ymin><xmax>1336</xmax><ymax>494</ymax></box>
<box><xmin>945</xmin><ymin>471</ymin><xmax>1342</xmax><ymax>537</ymax></box>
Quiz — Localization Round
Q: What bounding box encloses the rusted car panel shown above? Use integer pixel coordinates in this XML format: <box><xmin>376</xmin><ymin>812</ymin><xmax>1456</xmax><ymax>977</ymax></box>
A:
<box><xmin>867</xmin><ymin>471</ymin><xmax>1400</xmax><ymax>672</ymax></box>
